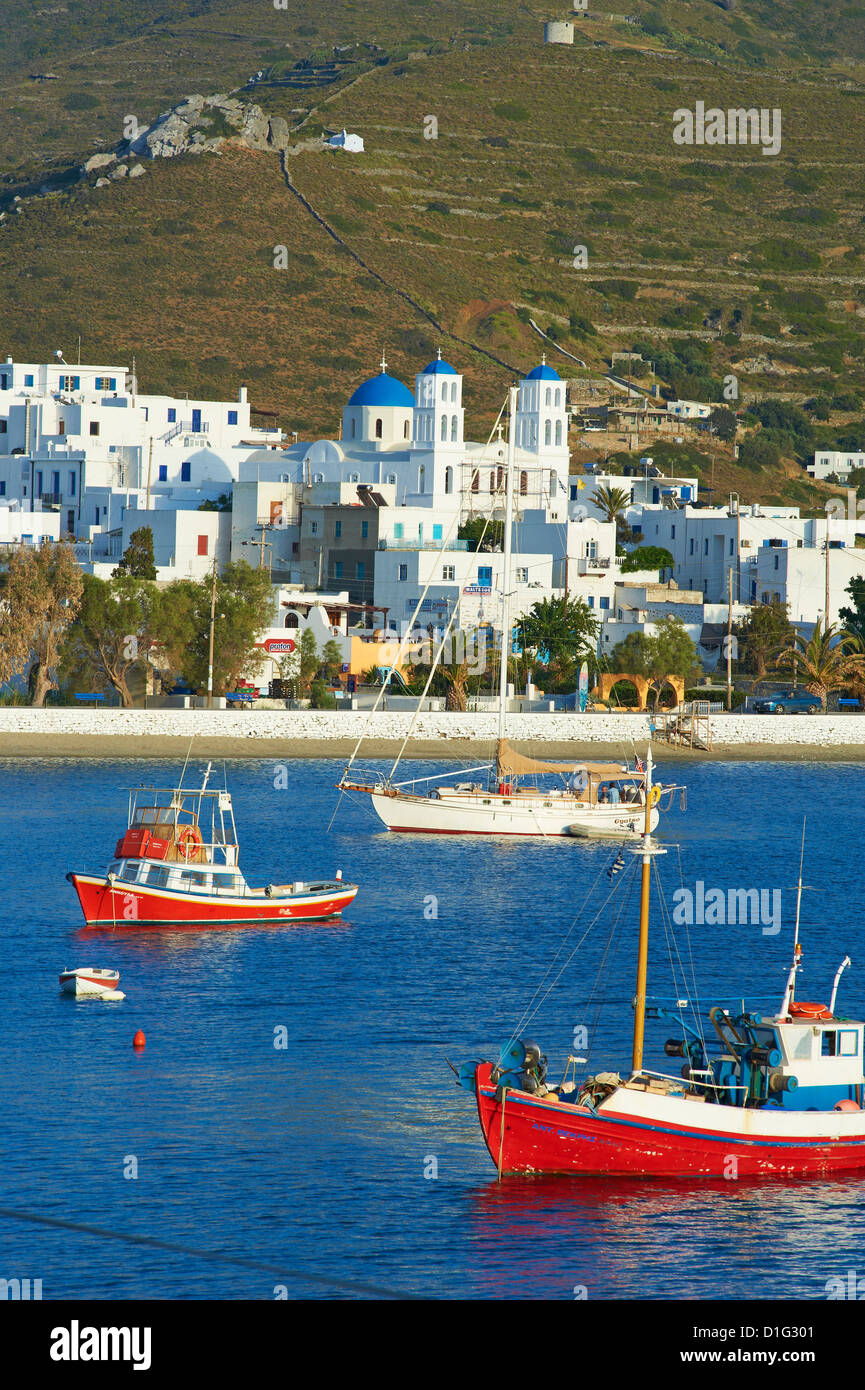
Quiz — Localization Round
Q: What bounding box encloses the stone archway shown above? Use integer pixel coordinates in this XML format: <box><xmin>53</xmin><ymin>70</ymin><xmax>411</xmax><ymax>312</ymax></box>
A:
<box><xmin>594</xmin><ymin>672</ymin><xmax>684</xmax><ymax>711</ymax></box>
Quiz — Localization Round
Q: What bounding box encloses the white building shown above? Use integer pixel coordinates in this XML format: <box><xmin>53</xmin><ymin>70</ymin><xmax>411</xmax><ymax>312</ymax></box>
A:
<box><xmin>752</xmin><ymin>539</ymin><xmax>865</xmax><ymax>628</ymax></box>
<box><xmin>0</xmin><ymin>502</ymin><xmax>61</xmax><ymax>547</ymax></box>
<box><xmin>570</xmin><ymin>469</ymin><xmax>698</xmax><ymax>525</ymax></box>
<box><xmin>666</xmin><ymin>400</ymin><xmax>712</xmax><ymax>421</ymax></box>
<box><xmin>328</xmin><ymin>129</ymin><xmax>364</xmax><ymax>153</ymax></box>
<box><xmin>808</xmin><ymin>450</ymin><xmax>865</xmax><ymax>482</ymax></box>
<box><xmin>639</xmin><ymin>503</ymin><xmax>865</xmax><ymax>604</ymax></box>
<box><xmin>0</xmin><ymin>355</ymin><xmax>282</xmax><ymax>549</ymax></box>
<box><xmin>598</xmin><ymin>581</ymin><xmax>750</xmax><ymax>671</ymax></box>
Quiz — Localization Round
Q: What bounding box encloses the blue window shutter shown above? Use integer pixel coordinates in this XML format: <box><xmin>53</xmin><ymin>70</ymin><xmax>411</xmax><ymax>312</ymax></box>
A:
<box><xmin>168</xmin><ymin>408</ymin><xmax>176</xmax><ymax>423</ymax></box>
<box><xmin>228</xmin><ymin>410</ymin><xmax>238</xmax><ymax>425</ymax></box>
<box><xmin>433</xmin><ymin>524</ymin><xmax>443</xmax><ymax>540</ymax></box>
<box><xmin>158</xmin><ymin>465</ymin><xmax>167</xmax><ymax>482</ymax></box>
<box><xmin>72</xmin><ymin>376</ymin><xmax>80</xmax><ymax>389</ymax></box>
<box><xmin>181</xmin><ymin>461</ymin><xmax>191</xmax><ymax>482</ymax></box>
<box><xmin>109</xmin><ymin>378</ymin><xmax>116</xmax><ymax>390</ymax></box>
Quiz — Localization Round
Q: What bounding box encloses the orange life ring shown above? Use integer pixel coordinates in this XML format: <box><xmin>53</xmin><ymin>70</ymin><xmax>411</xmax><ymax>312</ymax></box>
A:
<box><xmin>789</xmin><ymin>1001</ymin><xmax>832</xmax><ymax>1020</ymax></box>
<box><xmin>178</xmin><ymin>824</ymin><xmax>204</xmax><ymax>862</ymax></box>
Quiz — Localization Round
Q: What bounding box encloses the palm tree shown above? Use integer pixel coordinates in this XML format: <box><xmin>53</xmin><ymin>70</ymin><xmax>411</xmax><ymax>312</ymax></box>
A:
<box><xmin>774</xmin><ymin>620</ymin><xmax>865</xmax><ymax>708</ymax></box>
<box><xmin>590</xmin><ymin>484</ymin><xmax>631</xmax><ymax>527</ymax></box>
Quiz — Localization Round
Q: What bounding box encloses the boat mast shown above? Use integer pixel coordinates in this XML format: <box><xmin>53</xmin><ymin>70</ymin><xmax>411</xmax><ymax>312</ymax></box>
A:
<box><xmin>631</xmin><ymin>748</ymin><xmax>663</xmax><ymax>1074</ymax></box>
<box><xmin>780</xmin><ymin>818</ymin><xmax>807</xmax><ymax>1016</ymax></box>
<box><xmin>497</xmin><ymin>384</ymin><xmax>518</xmax><ymax>748</ymax></box>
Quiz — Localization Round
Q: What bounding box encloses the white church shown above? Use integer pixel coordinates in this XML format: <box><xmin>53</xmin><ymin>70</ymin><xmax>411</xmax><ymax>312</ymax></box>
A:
<box><xmin>241</xmin><ymin>351</ymin><xmax>571</xmax><ymax>521</ymax></box>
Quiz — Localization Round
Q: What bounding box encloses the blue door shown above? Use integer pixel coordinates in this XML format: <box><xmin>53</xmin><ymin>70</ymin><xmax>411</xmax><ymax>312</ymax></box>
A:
<box><xmin>192</xmin><ymin>408</ymin><xmax>202</xmax><ymax>432</ymax></box>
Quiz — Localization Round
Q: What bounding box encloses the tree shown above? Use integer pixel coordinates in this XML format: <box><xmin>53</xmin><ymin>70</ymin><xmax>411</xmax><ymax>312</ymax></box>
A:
<box><xmin>732</xmin><ymin>599</ymin><xmax>795</xmax><ymax>681</ymax></box>
<box><xmin>708</xmin><ymin>407</ymin><xmax>738</xmax><ymax>442</ymax></box>
<box><xmin>839</xmin><ymin>576</ymin><xmax>865</xmax><ymax>644</ymax></box>
<box><xmin>620</xmin><ymin>545</ymin><xmax>674</xmax><ymax>574</ymax></box>
<box><xmin>611</xmin><ymin>617</ymin><xmax>699</xmax><ymax>707</ymax></box>
<box><xmin>0</xmin><ymin>542</ymin><xmax>83</xmax><ymax>706</ymax></box>
<box><xmin>321</xmin><ymin>638</ymin><xmax>343</xmax><ymax>679</ymax></box>
<box><xmin>590</xmin><ymin>484</ymin><xmax>631</xmax><ymax>526</ymax></box>
<box><xmin>298</xmin><ymin>629</ymin><xmax>319</xmax><ymax>695</ymax></box>
<box><xmin>160</xmin><ymin>561</ymin><xmax>274</xmax><ymax>695</ymax></box>
<box><xmin>61</xmin><ymin>574</ymin><xmax>162</xmax><ymax>707</ymax></box>
<box><xmin>518</xmin><ymin>595</ymin><xmax>599</xmax><ymax>669</ymax></box>
<box><xmin>774</xmin><ymin>619</ymin><xmax>865</xmax><ymax>709</ymax></box>
<box><xmin>458</xmin><ymin>517</ymin><xmax>503</xmax><ymax>552</ymax></box>
<box><xmin>113</xmin><ymin>526</ymin><xmax>157</xmax><ymax>581</ymax></box>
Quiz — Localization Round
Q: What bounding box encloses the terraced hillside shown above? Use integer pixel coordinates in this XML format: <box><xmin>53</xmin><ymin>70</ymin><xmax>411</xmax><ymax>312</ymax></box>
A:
<box><xmin>0</xmin><ymin>0</ymin><xmax>864</xmax><ymax>509</ymax></box>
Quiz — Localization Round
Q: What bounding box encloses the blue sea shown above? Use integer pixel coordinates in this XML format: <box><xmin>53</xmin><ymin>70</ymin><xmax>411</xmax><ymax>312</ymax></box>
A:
<box><xmin>1</xmin><ymin>755</ymin><xmax>864</xmax><ymax>1301</ymax></box>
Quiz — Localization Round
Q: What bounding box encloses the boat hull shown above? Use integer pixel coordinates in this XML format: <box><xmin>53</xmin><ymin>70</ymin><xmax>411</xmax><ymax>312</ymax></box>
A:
<box><xmin>59</xmin><ymin>970</ymin><xmax>121</xmax><ymax>997</ymax></box>
<box><xmin>475</xmin><ymin>1064</ymin><xmax>865</xmax><ymax>1177</ymax></box>
<box><xmin>370</xmin><ymin>789</ymin><xmax>657</xmax><ymax>837</ymax></box>
<box><xmin>68</xmin><ymin>872</ymin><xmax>358</xmax><ymax>926</ymax></box>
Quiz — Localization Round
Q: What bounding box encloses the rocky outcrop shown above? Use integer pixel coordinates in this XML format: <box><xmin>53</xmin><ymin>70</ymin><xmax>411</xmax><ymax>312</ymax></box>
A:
<box><xmin>124</xmin><ymin>92</ymin><xmax>291</xmax><ymax>162</ymax></box>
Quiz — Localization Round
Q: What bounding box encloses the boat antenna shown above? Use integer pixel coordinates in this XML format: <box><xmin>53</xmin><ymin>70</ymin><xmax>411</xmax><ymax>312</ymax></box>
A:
<box><xmin>497</xmin><ymin>383</ymin><xmax>518</xmax><ymax>751</ymax></box>
<box><xmin>629</xmin><ymin>748</ymin><xmax>666</xmax><ymax>1075</ymax></box>
<box><xmin>780</xmin><ymin>817</ymin><xmax>807</xmax><ymax>1017</ymax></box>
<box><xmin>178</xmin><ymin>735</ymin><xmax>194</xmax><ymax>792</ymax></box>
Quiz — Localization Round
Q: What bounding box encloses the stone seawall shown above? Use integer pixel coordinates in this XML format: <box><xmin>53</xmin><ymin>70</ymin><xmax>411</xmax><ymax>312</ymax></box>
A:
<box><xmin>2</xmin><ymin>708</ymin><xmax>865</xmax><ymax>759</ymax></box>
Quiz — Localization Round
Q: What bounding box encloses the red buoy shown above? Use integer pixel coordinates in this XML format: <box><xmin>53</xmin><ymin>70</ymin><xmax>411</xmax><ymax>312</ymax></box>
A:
<box><xmin>133</xmin><ymin>1029</ymin><xmax>146</xmax><ymax>1049</ymax></box>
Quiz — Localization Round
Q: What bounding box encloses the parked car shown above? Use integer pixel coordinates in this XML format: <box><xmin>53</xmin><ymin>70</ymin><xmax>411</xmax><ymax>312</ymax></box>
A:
<box><xmin>752</xmin><ymin>691</ymin><xmax>821</xmax><ymax>714</ymax></box>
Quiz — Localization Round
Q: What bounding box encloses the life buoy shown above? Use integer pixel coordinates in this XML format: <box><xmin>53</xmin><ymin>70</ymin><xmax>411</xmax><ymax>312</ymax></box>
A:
<box><xmin>789</xmin><ymin>1001</ymin><xmax>832</xmax><ymax>1020</ymax></box>
<box><xmin>648</xmin><ymin>785</ymin><xmax>661</xmax><ymax>808</ymax></box>
<box><xmin>178</xmin><ymin>824</ymin><xmax>204</xmax><ymax>862</ymax></box>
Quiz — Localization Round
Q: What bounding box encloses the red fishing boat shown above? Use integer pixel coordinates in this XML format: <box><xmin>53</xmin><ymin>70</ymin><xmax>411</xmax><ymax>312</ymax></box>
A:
<box><xmin>67</xmin><ymin>764</ymin><xmax>358</xmax><ymax>927</ymax></box>
<box><xmin>455</xmin><ymin>792</ymin><xmax>865</xmax><ymax>1178</ymax></box>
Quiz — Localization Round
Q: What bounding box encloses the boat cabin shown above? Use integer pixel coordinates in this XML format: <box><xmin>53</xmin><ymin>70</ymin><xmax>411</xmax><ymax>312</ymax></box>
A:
<box><xmin>708</xmin><ymin>1008</ymin><xmax>865</xmax><ymax>1111</ymax></box>
<box><xmin>115</xmin><ymin>785</ymin><xmax>240</xmax><ymax>868</ymax></box>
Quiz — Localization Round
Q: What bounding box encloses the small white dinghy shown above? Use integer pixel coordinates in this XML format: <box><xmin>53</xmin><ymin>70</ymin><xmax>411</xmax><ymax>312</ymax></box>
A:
<box><xmin>59</xmin><ymin>967</ymin><xmax>125</xmax><ymax>1000</ymax></box>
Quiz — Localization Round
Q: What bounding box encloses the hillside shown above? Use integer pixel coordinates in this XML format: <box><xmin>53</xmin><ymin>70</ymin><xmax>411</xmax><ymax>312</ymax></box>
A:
<box><xmin>0</xmin><ymin>0</ymin><xmax>864</xmax><ymax>510</ymax></box>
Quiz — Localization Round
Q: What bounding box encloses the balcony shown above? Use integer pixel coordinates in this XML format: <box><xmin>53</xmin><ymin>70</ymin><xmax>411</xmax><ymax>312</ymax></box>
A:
<box><xmin>377</xmin><ymin>538</ymin><xmax>469</xmax><ymax>552</ymax></box>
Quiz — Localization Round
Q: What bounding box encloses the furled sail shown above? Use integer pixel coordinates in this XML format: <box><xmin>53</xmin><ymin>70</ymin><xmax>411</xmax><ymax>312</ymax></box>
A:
<box><xmin>495</xmin><ymin>738</ymin><xmax>627</xmax><ymax>780</ymax></box>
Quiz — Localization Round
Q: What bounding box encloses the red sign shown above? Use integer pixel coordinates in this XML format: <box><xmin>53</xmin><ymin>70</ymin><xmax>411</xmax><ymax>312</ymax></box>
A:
<box><xmin>259</xmin><ymin>638</ymin><xmax>296</xmax><ymax>654</ymax></box>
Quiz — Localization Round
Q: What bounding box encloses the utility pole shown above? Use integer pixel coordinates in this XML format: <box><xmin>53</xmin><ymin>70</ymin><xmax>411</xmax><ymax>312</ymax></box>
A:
<box><xmin>726</xmin><ymin>565</ymin><xmax>733</xmax><ymax>712</ymax></box>
<box><xmin>145</xmin><ymin>438</ymin><xmax>153</xmax><ymax>512</ymax></box>
<box><xmin>207</xmin><ymin>558</ymin><xmax>217</xmax><ymax>710</ymax></box>
<box><xmin>824</xmin><ymin>524</ymin><xmax>831</xmax><ymax>632</ymax></box>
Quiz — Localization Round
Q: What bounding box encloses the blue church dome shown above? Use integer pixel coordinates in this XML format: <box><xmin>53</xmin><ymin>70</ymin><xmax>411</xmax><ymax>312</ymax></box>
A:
<box><xmin>348</xmin><ymin>371</ymin><xmax>415</xmax><ymax>408</ymax></box>
<box><xmin>421</xmin><ymin>357</ymin><xmax>457</xmax><ymax>375</ymax></box>
<box><xmin>525</xmin><ymin>362</ymin><xmax>562</xmax><ymax>381</ymax></box>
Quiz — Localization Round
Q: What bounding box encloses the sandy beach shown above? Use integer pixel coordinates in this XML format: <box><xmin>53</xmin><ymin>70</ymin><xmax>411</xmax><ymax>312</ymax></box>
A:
<box><xmin>3</xmin><ymin>733</ymin><xmax>865</xmax><ymax>762</ymax></box>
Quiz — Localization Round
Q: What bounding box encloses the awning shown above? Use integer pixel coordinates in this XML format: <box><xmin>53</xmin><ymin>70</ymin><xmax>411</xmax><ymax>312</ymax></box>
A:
<box><xmin>495</xmin><ymin>739</ymin><xmax>627</xmax><ymax>779</ymax></box>
<box><xmin>699</xmin><ymin>622</ymin><xmax>726</xmax><ymax>649</ymax></box>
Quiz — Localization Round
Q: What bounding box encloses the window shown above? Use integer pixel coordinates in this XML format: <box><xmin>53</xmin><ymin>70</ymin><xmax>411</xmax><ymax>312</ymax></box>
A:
<box><xmin>419</xmin><ymin>466</ymin><xmax>425</xmax><ymax>492</ymax></box>
<box><xmin>89</xmin><ymin>421</ymin><xmax>99</xmax><ymax>436</ymax></box>
<box><xmin>516</xmin><ymin>567</ymin><xmax>528</xmax><ymax>583</ymax></box>
<box><xmin>348</xmin><ymin>473</ymin><xmax>359</xmax><ymax>483</ymax></box>
<box><xmin>689</xmin><ymin>538</ymin><xmax>694</xmax><ymax>556</ymax></box>
<box><xmin>443</xmin><ymin>565</ymin><xmax>455</xmax><ymax>581</ymax></box>
<box><xmin>356</xmin><ymin>561</ymin><xmax>365</xmax><ymax>580</ymax></box>
<box><xmin>520</xmin><ymin>470</ymin><xmax>528</xmax><ymax>495</ymax></box>
<box><xmin>398</xmin><ymin>564</ymin><xmax>408</xmax><ymax>581</ymax></box>
<box><xmin>158</xmin><ymin>465</ymin><xmax>168</xmax><ymax>482</ymax></box>
<box><xmin>489</xmin><ymin>470</ymin><xmax>495</xmax><ymax>494</ymax></box>
<box><xmin>375</xmin><ymin>417</ymin><xmax>383</xmax><ymax>439</ymax></box>
<box><xmin>52</xmin><ymin>470</ymin><xmax>60</xmax><ymax>495</ymax></box>
<box><xmin>69</xmin><ymin>471</ymin><xmax>76</xmax><ymax>496</ymax></box>
<box><xmin>587</xmin><ymin>596</ymin><xmax>594</xmax><ymax>608</ymax></box>
<box><xmin>549</xmin><ymin>471</ymin><xmax>556</xmax><ymax>495</ymax></box>
<box><xmin>445</xmin><ymin>466</ymin><xmax>453</xmax><ymax>495</ymax></box>
<box><xmin>310</xmin><ymin>521</ymin><xmax>318</xmax><ymax>536</ymax></box>
<box><xmin>335</xmin><ymin>520</ymin><xmax>342</xmax><ymax>538</ymax></box>
<box><xmin>478</xmin><ymin>565</ymin><xmax>493</xmax><ymax>586</ymax></box>
<box><xmin>350</xmin><ymin>418</ymin><xmax>356</xmax><ymax>439</ymax></box>
<box><xmin>671</xmin><ymin>525</ymin><xmax>676</xmax><ymax>539</ymax></box>
<box><xmin>0</xmin><ymin>481</ymin><xmax>5</xmax><ymax>496</ymax></box>
<box><xmin>394</xmin><ymin>523</ymin><xmax>403</xmax><ymax>540</ymax></box>
<box><xmin>774</xmin><ymin>554</ymin><xmax>779</xmax><ymax>571</ymax></box>
<box><xmin>704</xmin><ymin>538</ymin><xmax>709</xmax><ymax>556</ymax></box>
<box><xmin>555</xmin><ymin>421</ymin><xmax>562</xmax><ymax>446</ymax></box>
<box><xmin>95</xmin><ymin>376</ymin><xmax>113</xmax><ymax>390</ymax></box>
<box><xmin>228</xmin><ymin>410</ymin><xmax>238</xmax><ymax>425</ymax></box>
<box><xmin>361</xmin><ymin>520</ymin><xmax>368</xmax><ymax>539</ymax></box>
<box><xmin>404</xmin><ymin>420</ymin><xmax>410</xmax><ymax>439</ymax></box>
<box><xmin>451</xmin><ymin>415</ymin><xmax>458</xmax><ymax>442</ymax></box>
<box><xmin>0</xmin><ymin>420</ymin><xmax>6</xmax><ymax>434</ymax></box>
<box><xmin>555</xmin><ymin>389</ymin><xmax>561</xmax><ymax>407</ymax></box>
<box><xmin>599</xmin><ymin>596</ymin><xmax>610</xmax><ymax>610</ymax></box>
<box><xmin>730</xmin><ymin>538</ymin><xmax>734</xmax><ymax>556</ymax></box>
<box><xmin>544</xmin><ymin>420</ymin><xmax>551</xmax><ymax>446</ymax></box>
<box><xmin>545</xmin><ymin>387</ymin><xmax>551</xmax><ymax>406</ymax></box>
<box><xmin>181</xmin><ymin>461</ymin><xmax>191</xmax><ymax>482</ymax></box>
<box><xmin>197</xmin><ymin>535</ymin><xmax>208</xmax><ymax>557</ymax></box>
<box><xmin>433</xmin><ymin>524</ymin><xmax>443</xmax><ymax>541</ymax></box>
<box><xmin>334</xmin><ymin>561</ymin><xmax>343</xmax><ymax>579</ymax></box>
<box><xmin>167</xmin><ymin>408</ymin><xmax>176</xmax><ymax>423</ymax></box>
<box><xmin>58</xmin><ymin>420</ymin><xmax>65</xmax><ymax>436</ymax></box>
<box><xmin>387</xmin><ymin>474</ymin><xmax>397</xmax><ymax>486</ymax></box>
<box><xmin>59</xmin><ymin>375</ymin><xmax>80</xmax><ymax>391</ymax></box>
<box><xmin>822</xmin><ymin>1030</ymin><xmax>838</xmax><ymax>1058</ymax></box>
<box><xmin>36</xmin><ymin>470</ymin><xmax>43</xmax><ymax>494</ymax></box>
<box><xmin>24</xmin><ymin>374</ymin><xmax>34</xmax><ymax>387</ymax></box>
<box><xmin>839</xmin><ymin>1030</ymin><xmax>859</xmax><ymax>1058</ymax></box>
<box><xmin>441</xmin><ymin>414</ymin><xmax>447</xmax><ymax>442</ymax></box>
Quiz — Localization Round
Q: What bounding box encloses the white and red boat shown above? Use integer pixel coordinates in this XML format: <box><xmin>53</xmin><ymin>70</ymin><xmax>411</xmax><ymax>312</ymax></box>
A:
<box><xmin>455</xmin><ymin>791</ymin><xmax>865</xmax><ymax>1178</ymax></box>
<box><xmin>67</xmin><ymin>764</ymin><xmax>358</xmax><ymax>927</ymax></box>
<box><xmin>59</xmin><ymin>967</ymin><xmax>123</xmax><ymax>999</ymax></box>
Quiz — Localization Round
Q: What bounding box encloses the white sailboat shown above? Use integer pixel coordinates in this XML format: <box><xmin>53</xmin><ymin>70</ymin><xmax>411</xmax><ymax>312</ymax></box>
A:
<box><xmin>340</xmin><ymin>384</ymin><xmax>668</xmax><ymax>838</ymax></box>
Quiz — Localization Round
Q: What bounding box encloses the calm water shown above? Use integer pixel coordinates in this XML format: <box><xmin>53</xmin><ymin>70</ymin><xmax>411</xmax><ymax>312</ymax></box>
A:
<box><xmin>1</xmin><ymin>755</ymin><xmax>864</xmax><ymax>1300</ymax></box>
